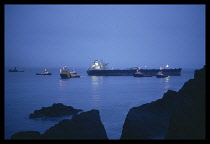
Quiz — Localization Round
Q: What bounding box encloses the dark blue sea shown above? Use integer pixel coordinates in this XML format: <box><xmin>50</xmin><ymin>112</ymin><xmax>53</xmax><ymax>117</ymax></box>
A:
<box><xmin>4</xmin><ymin>67</ymin><xmax>195</xmax><ymax>139</ymax></box>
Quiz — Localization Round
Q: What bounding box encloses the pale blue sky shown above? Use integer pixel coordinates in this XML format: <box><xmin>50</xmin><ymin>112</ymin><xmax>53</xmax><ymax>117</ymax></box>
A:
<box><xmin>5</xmin><ymin>4</ymin><xmax>205</xmax><ymax>69</ymax></box>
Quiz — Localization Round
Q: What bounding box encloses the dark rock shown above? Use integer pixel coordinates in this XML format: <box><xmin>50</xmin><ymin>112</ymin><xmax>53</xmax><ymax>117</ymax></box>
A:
<box><xmin>42</xmin><ymin>109</ymin><xmax>108</xmax><ymax>139</ymax></box>
<box><xmin>120</xmin><ymin>90</ymin><xmax>178</xmax><ymax>139</ymax></box>
<box><xmin>166</xmin><ymin>66</ymin><xmax>205</xmax><ymax>139</ymax></box>
<box><xmin>29</xmin><ymin>103</ymin><xmax>82</xmax><ymax>118</ymax></box>
<box><xmin>194</xmin><ymin>65</ymin><xmax>205</xmax><ymax>80</ymax></box>
<box><xmin>10</xmin><ymin>131</ymin><xmax>42</xmax><ymax>139</ymax></box>
<box><xmin>11</xmin><ymin>109</ymin><xmax>108</xmax><ymax>140</ymax></box>
<box><xmin>121</xmin><ymin>66</ymin><xmax>205</xmax><ymax>139</ymax></box>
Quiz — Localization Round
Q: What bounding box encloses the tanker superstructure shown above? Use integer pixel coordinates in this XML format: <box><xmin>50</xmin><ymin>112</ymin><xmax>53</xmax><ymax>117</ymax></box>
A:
<box><xmin>87</xmin><ymin>60</ymin><xmax>182</xmax><ymax>76</ymax></box>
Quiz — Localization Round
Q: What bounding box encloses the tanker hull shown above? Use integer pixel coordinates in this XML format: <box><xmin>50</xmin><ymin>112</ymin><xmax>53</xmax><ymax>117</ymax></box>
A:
<box><xmin>87</xmin><ymin>68</ymin><xmax>182</xmax><ymax>76</ymax></box>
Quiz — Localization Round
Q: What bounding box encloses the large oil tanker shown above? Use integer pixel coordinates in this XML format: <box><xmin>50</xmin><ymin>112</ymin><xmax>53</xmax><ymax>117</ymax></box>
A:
<box><xmin>87</xmin><ymin>60</ymin><xmax>182</xmax><ymax>76</ymax></box>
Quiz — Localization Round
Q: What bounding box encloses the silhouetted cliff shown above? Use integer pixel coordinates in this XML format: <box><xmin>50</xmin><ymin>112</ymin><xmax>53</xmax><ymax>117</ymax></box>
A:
<box><xmin>166</xmin><ymin>66</ymin><xmax>205</xmax><ymax>139</ymax></box>
<box><xmin>121</xmin><ymin>66</ymin><xmax>205</xmax><ymax>139</ymax></box>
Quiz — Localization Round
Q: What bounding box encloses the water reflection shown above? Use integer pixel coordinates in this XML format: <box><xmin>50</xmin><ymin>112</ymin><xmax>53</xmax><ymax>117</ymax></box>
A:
<box><xmin>90</xmin><ymin>76</ymin><xmax>104</xmax><ymax>107</ymax></box>
<box><xmin>159</xmin><ymin>76</ymin><xmax>170</xmax><ymax>90</ymax></box>
<box><xmin>91</xmin><ymin>76</ymin><xmax>104</xmax><ymax>86</ymax></box>
<box><xmin>58</xmin><ymin>78</ymin><xmax>70</xmax><ymax>101</ymax></box>
<box><xmin>59</xmin><ymin>78</ymin><xmax>70</xmax><ymax>88</ymax></box>
<box><xmin>164</xmin><ymin>76</ymin><xmax>170</xmax><ymax>89</ymax></box>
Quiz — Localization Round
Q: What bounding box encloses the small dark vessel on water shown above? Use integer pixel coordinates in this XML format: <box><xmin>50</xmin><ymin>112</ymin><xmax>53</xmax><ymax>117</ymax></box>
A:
<box><xmin>36</xmin><ymin>68</ymin><xmax>52</xmax><ymax>75</ymax></box>
<box><xmin>133</xmin><ymin>70</ymin><xmax>152</xmax><ymax>77</ymax></box>
<box><xmin>87</xmin><ymin>60</ymin><xmax>182</xmax><ymax>76</ymax></box>
<box><xmin>156</xmin><ymin>71</ymin><xmax>168</xmax><ymax>78</ymax></box>
<box><xmin>9</xmin><ymin>66</ymin><xmax>24</xmax><ymax>72</ymax></box>
<box><xmin>60</xmin><ymin>66</ymin><xmax>80</xmax><ymax>78</ymax></box>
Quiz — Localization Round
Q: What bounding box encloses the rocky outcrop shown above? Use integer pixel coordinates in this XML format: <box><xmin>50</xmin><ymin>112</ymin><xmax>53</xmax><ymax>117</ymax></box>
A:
<box><xmin>120</xmin><ymin>90</ymin><xmax>178</xmax><ymax>139</ymax></box>
<box><xmin>43</xmin><ymin>109</ymin><xmax>108</xmax><ymax>139</ymax></box>
<box><xmin>11</xmin><ymin>109</ymin><xmax>108</xmax><ymax>139</ymax></box>
<box><xmin>10</xmin><ymin>131</ymin><xmax>42</xmax><ymax>139</ymax></box>
<box><xmin>121</xmin><ymin>66</ymin><xmax>205</xmax><ymax>139</ymax></box>
<box><xmin>29</xmin><ymin>103</ymin><xmax>82</xmax><ymax>118</ymax></box>
<box><xmin>165</xmin><ymin>66</ymin><xmax>205</xmax><ymax>139</ymax></box>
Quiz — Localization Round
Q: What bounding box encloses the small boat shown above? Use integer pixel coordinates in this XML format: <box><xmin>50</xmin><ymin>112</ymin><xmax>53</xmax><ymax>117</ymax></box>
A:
<box><xmin>156</xmin><ymin>71</ymin><xmax>168</xmax><ymax>78</ymax></box>
<box><xmin>134</xmin><ymin>69</ymin><xmax>152</xmax><ymax>77</ymax></box>
<box><xmin>36</xmin><ymin>68</ymin><xmax>52</xmax><ymax>75</ymax></box>
<box><xmin>60</xmin><ymin>66</ymin><xmax>80</xmax><ymax>78</ymax></box>
<box><xmin>9</xmin><ymin>66</ymin><xmax>24</xmax><ymax>72</ymax></box>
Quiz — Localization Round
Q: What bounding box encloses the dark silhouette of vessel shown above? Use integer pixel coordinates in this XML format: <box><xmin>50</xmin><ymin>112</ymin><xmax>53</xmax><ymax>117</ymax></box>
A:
<box><xmin>9</xmin><ymin>66</ymin><xmax>24</xmax><ymax>72</ymax></box>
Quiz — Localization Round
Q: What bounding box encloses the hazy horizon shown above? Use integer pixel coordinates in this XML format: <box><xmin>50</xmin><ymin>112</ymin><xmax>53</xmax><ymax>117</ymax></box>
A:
<box><xmin>5</xmin><ymin>4</ymin><xmax>205</xmax><ymax>70</ymax></box>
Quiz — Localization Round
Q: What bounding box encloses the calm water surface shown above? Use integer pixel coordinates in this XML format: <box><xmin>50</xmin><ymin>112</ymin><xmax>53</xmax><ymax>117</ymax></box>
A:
<box><xmin>4</xmin><ymin>67</ymin><xmax>195</xmax><ymax>139</ymax></box>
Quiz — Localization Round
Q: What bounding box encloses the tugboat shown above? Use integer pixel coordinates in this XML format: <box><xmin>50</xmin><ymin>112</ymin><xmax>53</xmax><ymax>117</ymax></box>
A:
<box><xmin>156</xmin><ymin>71</ymin><xmax>168</xmax><ymax>78</ymax></box>
<box><xmin>9</xmin><ymin>66</ymin><xmax>24</xmax><ymax>72</ymax></box>
<box><xmin>133</xmin><ymin>69</ymin><xmax>153</xmax><ymax>77</ymax></box>
<box><xmin>60</xmin><ymin>66</ymin><xmax>80</xmax><ymax>78</ymax></box>
<box><xmin>36</xmin><ymin>68</ymin><xmax>52</xmax><ymax>75</ymax></box>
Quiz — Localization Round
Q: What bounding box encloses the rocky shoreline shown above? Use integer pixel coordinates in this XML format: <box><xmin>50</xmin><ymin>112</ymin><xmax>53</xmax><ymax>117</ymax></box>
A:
<box><xmin>11</xmin><ymin>66</ymin><xmax>205</xmax><ymax>139</ymax></box>
<box><xmin>121</xmin><ymin>65</ymin><xmax>205</xmax><ymax>139</ymax></box>
<box><xmin>120</xmin><ymin>90</ymin><xmax>179</xmax><ymax>139</ymax></box>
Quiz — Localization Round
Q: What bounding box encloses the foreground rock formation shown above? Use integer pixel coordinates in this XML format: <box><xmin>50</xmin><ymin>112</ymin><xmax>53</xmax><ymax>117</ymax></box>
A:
<box><xmin>29</xmin><ymin>103</ymin><xmax>82</xmax><ymax>118</ymax></box>
<box><xmin>43</xmin><ymin>109</ymin><xmax>108</xmax><ymax>139</ymax></box>
<box><xmin>121</xmin><ymin>66</ymin><xmax>205</xmax><ymax>139</ymax></box>
<box><xmin>166</xmin><ymin>66</ymin><xmax>205</xmax><ymax>139</ymax></box>
<box><xmin>11</xmin><ymin>109</ymin><xmax>108</xmax><ymax>139</ymax></box>
<box><xmin>10</xmin><ymin>131</ymin><xmax>41</xmax><ymax>139</ymax></box>
<box><xmin>120</xmin><ymin>90</ymin><xmax>178</xmax><ymax>139</ymax></box>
